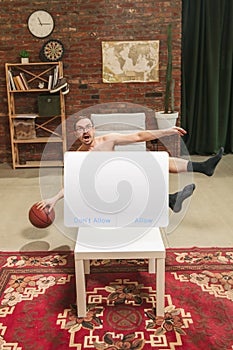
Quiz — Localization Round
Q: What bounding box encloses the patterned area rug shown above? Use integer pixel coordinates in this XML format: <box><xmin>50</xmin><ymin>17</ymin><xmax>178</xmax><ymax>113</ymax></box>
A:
<box><xmin>0</xmin><ymin>248</ymin><xmax>233</xmax><ymax>350</ymax></box>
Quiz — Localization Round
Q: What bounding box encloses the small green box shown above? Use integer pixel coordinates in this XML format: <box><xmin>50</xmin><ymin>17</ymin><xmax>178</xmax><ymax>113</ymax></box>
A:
<box><xmin>38</xmin><ymin>94</ymin><xmax>60</xmax><ymax>117</ymax></box>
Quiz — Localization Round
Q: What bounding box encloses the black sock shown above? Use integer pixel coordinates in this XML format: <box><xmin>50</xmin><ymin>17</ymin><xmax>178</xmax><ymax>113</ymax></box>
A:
<box><xmin>169</xmin><ymin>184</ymin><xmax>196</xmax><ymax>213</ymax></box>
<box><xmin>187</xmin><ymin>147</ymin><xmax>224</xmax><ymax>176</ymax></box>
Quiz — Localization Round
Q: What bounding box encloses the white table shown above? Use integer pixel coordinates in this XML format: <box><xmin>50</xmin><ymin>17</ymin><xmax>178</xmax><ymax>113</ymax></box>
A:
<box><xmin>74</xmin><ymin>227</ymin><xmax>166</xmax><ymax>317</ymax></box>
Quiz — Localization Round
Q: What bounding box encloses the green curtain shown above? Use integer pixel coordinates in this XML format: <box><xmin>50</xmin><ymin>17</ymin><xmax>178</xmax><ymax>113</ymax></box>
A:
<box><xmin>182</xmin><ymin>0</ymin><xmax>233</xmax><ymax>154</ymax></box>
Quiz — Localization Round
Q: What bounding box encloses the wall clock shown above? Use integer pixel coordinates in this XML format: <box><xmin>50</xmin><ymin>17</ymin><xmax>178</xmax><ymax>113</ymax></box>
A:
<box><xmin>27</xmin><ymin>10</ymin><xmax>54</xmax><ymax>38</ymax></box>
<box><xmin>40</xmin><ymin>39</ymin><xmax>64</xmax><ymax>62</ymax></box>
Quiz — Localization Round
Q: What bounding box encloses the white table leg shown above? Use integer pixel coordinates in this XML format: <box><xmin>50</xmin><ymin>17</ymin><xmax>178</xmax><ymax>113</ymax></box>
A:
<box><xmin>84</xmin><ymin>259</ymin><xmax>90</xmax><ymax>274</ymax></box>
<box><xmin>156</xmin><ymin>257</ymin><xmax>165</xmax><ymax>316</ymax></box>
<box><xmin>148</xmin><ymin>258</ymin><xmax>155</xmax><ymax>273</ymax></box>
<box><xmin>75</xmin><ymin>258</ymin><xmax>87</xmax><ymax>317</ymax></box>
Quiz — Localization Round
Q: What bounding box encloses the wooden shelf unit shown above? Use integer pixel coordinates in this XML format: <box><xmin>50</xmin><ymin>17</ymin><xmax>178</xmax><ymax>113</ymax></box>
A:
<box><xmin>5</xmin><ymin>62</ymin><xmax>67</xmax><ymax>169</ymax></box>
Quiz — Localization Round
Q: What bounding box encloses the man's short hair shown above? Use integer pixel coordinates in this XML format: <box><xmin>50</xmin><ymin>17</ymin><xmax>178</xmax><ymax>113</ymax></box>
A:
<box><xmin>73</xmin><ymin>116</ymin><xmax>94</xmax><ymax>130</ymax></box>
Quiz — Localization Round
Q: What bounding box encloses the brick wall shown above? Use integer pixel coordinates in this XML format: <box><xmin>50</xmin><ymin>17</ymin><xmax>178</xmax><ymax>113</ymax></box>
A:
<box><xmin>0</xmin><ymin>0</ymin><xmax>182</xmax><ymax>164</ymax></box>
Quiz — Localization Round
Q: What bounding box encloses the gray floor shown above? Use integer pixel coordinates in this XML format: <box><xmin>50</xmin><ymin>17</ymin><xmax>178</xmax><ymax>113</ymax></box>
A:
<box><xmin>0</xmin><ymin>153</ymin><xmax>232</xmax><ymax>251</ymax></box>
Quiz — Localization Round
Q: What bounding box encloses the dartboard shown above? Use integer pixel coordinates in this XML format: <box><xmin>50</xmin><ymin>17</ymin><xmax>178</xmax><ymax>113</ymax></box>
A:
<box><xmin>41</xmin><ymin>39</ymin><xmax>64</xmax><ymax>62</ymax></box>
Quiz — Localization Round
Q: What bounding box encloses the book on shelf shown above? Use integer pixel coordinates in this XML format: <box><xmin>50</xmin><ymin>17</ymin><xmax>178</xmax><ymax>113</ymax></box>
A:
<box><xmin>16</xmin><ymin>75</ymin><xmax>26</xmax><ymax>90</ymax></box>
<box><xmin>19</xmin><ymin>73</ymin><xmax>29</xmax><ymax>90</ymax></box>
<box><xmin>52</xmin><ymin>66</ymin><xmax>59</xmax><ymax>88</ymax></box>
<box><xmin>8</xmin><ymin>70</ymin><xmax>16</xmax><ymax>90</ymax></box>
<box><xmin>12</xmin><ymin>75</ymin><xmax>25</xmax><ymax>90</ymax></box>
<box><xmin>48</xmin><ymin>74</ymin><xmax>53</xmax><ymax>89</ymax></box>
<box><xmin>13</xmin><ymin>76</ymin><xmax>21</xmax><ymax>90</ymax></box>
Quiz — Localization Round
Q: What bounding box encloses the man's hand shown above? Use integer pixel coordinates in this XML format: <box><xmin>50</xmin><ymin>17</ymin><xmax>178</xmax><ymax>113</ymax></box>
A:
<box><xmin>166</xmin><ymin>126</ymin><xmax>187</xmax><ymax>137</ymax></box>
<box><xmin>36</xmin><ymin>189</ymin><xmax>64</xmax><ymax>213</ymax></box>
<box><xmin>36</xmin><ymin>197</ymin><xmax>56</xmax><ymax>213</ymax></box>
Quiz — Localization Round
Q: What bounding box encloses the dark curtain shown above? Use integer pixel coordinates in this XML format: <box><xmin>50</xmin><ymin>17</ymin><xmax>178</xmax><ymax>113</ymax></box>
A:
<box><xmin>182</xmin><ymin>0</ymin><xmax>233</xmax><ymax>154</ymax></box>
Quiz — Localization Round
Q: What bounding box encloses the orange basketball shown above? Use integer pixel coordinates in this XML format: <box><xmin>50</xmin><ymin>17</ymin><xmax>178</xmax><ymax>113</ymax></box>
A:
<box><xmin>29</xmin><ymin>203</ymin><xmax>55</xmax><ymax>229</ymax></box>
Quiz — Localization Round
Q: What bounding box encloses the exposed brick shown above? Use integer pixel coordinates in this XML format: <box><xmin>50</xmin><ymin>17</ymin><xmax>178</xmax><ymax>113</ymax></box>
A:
<box><xmin>79</xmin><ymin>84</ymin><xmax>88</xmax><ymax>89</ymax></box>
<box><xmin>0</xmin><ymin>0</ymin><xmax>181</xmax><ymax>164</ymax></box>
<box><xmin>145</xmin><ymin>92</ymin><xmax>163</xmax><ymax>98</ymax></box>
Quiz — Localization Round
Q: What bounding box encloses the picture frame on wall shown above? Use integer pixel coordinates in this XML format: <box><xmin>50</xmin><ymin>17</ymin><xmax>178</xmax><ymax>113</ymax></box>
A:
<box><xmin>102</xmin><ymin>40</ymin><xmax>159</xmax><ymax>83</ymax></box>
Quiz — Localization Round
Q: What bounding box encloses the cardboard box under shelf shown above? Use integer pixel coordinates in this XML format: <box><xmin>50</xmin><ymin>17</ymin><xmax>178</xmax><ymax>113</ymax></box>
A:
<box><xmin>14</xmin><ymin>118</ymin><xmax>36</xmax><ymax>140</ymax></box>
<box><xmin>38</xmin><ymin>94</ymin><xmax>60</xmax><ymax>117</ymax></box>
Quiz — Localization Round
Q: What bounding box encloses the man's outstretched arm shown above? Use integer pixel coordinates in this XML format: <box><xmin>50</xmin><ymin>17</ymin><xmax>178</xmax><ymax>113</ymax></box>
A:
<box><xmin>112</xmin><ymin>126</ymin><xmax>186</xmax><ymax>145</ymax></box>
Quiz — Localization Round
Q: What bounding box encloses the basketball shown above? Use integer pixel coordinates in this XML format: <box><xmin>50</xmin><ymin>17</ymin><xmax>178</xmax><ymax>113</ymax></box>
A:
<box><xmin>29</xmin><ymin>203</ymin><xmax>55</xmax><ymax>229</ymax></box>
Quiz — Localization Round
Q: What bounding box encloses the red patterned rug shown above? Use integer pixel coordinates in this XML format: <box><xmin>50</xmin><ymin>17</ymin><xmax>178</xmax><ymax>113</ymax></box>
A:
<box><xmin>0</xmin><ymin>248</ymin><xmax>233</xmax><ymax>350</ymax></box>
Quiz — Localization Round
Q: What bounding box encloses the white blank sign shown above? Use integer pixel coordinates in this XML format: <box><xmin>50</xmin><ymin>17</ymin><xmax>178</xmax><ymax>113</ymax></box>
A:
<box><xmin>64</xmin><ymin>151</ymin><xmax>168</xmax><ymax>228</ymax></box>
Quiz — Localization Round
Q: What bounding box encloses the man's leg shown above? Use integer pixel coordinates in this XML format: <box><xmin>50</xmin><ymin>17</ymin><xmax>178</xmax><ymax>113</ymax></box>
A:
<box><xmin>169</xmin><ymin>184</ymin><xmax>196</xmax><ymax>213</ymax></box>
<box><xmin>169</xmin><ymin>148</ymin><xmax>224</xmax><ymax>176</ymax></box>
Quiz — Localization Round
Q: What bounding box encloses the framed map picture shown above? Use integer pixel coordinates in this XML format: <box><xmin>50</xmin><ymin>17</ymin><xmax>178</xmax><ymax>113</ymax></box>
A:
<box><xmin>102</xmin><ymin>40</ymin><xmax>159</xmax><ymax>83</ymax></box>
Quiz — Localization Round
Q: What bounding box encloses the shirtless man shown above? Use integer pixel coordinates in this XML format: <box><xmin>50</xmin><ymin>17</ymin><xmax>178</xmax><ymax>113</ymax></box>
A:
<box><xmin>37</xmin><ymin>116</ymin><xmax>223</xmax><ymax>213</ymax></box>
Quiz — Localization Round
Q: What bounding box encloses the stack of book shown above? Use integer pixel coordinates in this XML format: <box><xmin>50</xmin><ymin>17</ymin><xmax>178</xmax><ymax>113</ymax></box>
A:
<box><xmin>47</xmin><ymin>65</ymin><xmax>59</xmax><ymax>90</ymax></box>
<box><xmin>8</xmin><ymin>71</ymin><xmax>30</xmax><ymax>91</ymax></box>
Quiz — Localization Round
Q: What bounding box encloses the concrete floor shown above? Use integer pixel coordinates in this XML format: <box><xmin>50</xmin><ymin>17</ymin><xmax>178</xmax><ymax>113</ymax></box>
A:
<box><xmin>0</xmin><ymin>153</ymin><xmax>232</xmax><ymax>251</ymax></box>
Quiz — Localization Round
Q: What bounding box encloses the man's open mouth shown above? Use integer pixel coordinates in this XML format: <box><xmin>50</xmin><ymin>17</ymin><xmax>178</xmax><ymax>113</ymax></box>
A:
<box><xmin>83</xmin><ymin>134</ymin><xmax>90</xmax><ymax>141</ymax></box>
